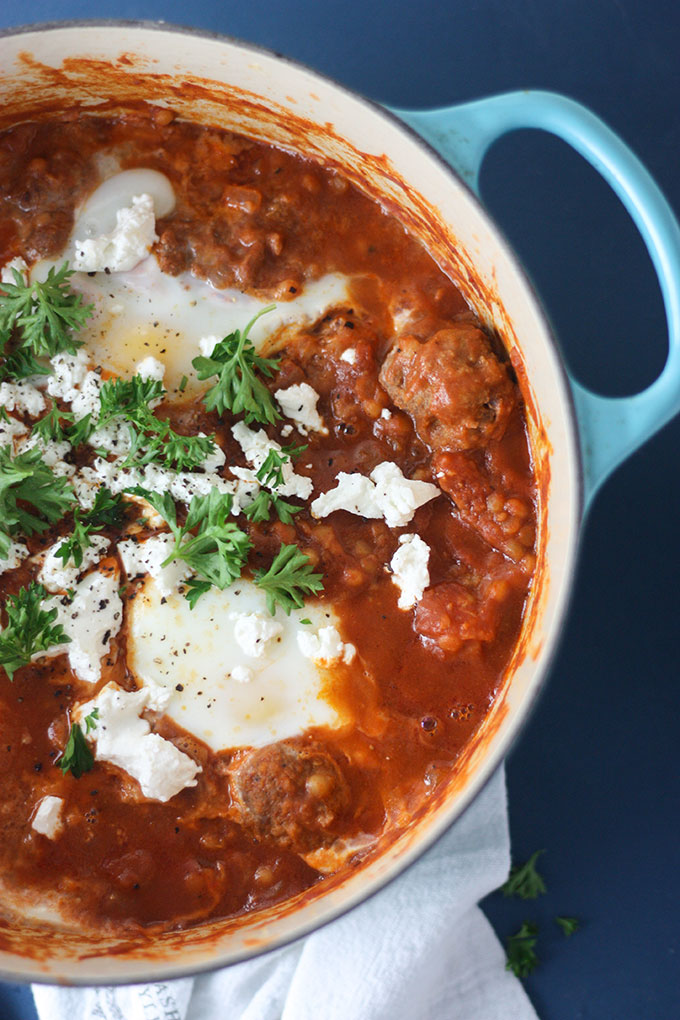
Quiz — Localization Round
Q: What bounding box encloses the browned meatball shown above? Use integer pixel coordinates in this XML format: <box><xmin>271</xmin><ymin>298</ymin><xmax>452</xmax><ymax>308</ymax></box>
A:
<box><xmin>379</xmin><ymin>324</ymin><xmax>515</xmax><ymax>452</ymax></box>
<box><xmin>228</xmin><ymin>741</ymin><xmax>351</xmax><ymax>853</ymax></box>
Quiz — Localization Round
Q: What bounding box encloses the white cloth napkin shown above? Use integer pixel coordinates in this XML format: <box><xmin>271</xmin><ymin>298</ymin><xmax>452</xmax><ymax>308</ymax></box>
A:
<box><xmin>33</xmin><ymin>766</ymin><xmax>538</xmax><ymax>1020</ymax></box>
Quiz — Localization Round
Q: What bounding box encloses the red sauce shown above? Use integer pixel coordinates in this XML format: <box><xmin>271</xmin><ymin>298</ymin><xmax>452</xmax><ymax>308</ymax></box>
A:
<box><xmin>0</xmin><ymin>107</ymin><xmax>536</xmax><ymax>934</ymax></box>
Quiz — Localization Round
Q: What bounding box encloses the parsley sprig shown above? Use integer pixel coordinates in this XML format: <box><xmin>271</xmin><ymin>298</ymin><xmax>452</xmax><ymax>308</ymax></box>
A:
<box><xmin>89</xmin><ymin>374</ymin><xmax>217</xmax><ymax>471</ymax></box>
<box><xmin>192</xmin><ymin>305</ymin><xmax>281</xmax><ymax>424</ymax></box>
<box><xmin>505</xmin><ymin>921</ymin><xmax>540</xmax><ymax>978</ymax></box>
<box><xmin>242</xmin><ymin>489</ymin><xmax>302</xmax><ymax>525</ymax></box>
<box><xmin>0</xmin><ymin>263</ymin><xmax>92</xmax><ymax>380</ymax></box>
<box><xmin>0</xmin><ymin>582</ymin><xmax>70</xmax><ymax>681</ymax></box>
<box><xmin>31</xmin><ymin>401</ymin><xmax>77</xmax><ymax>443</ymax></box>
<box><xmin>58</xmin><ymin>708</ymin><xmax>98</xmax><ymax>778</ymax></box>
<box><xmin>254</xmin><ymin>542</ymin><xmax>324</xmax><ymax>616</ymax></box>
<box><xmin>502</xmin><ymin>850</ymin><xmax>546</xmax><ymax>900</ymax></box>
<box><xmin>0</xmin><ymin>444</ymin><xmax>75</xmax><ymax>559</ymax></box>
<box><xmin>56</xmin><ymin>488</ymin><xmax>124</xmax><ymax>568</ymax></box>
<box><xmin>128</xmin><ymin>487</ymin><xmax>252</xmax><ymax>600</ymax></box>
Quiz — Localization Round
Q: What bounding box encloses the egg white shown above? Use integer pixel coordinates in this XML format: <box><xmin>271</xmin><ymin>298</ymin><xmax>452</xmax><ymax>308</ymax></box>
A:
<box><xmin>127</xmin><ymin>578</ymin><xmax>345</xmax><ymax>752</ymax></box>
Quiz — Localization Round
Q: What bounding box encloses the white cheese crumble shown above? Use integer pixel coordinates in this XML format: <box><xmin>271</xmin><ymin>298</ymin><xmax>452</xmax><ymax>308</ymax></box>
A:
<box><xmin>232</xmin><ymin>421</ymin><xmax>313</xmax><ymax>500</ymax></box>
<box><xmin>73</xmin><ymin>193</ymin><xmax>157</xmax><ymax>273</ymax></box>
<box><xmin>311</xmin><ymin>461</ymin><xmax>440</xmax><ymax>528</ymax></box>
<box><xmin>0</xmin><ymin>412</ymin><xmax>28</xmax><ymax>446</ymax></box>
<box><xmin>199</xmin><ymin>334</ymin><xmax>220</xmax><ymax>357</ymax></box>
<box><xmin>39</xmin><ymin>534</ymin><xmax>110</xmax><ymax>593</ymax></box>
<box><xmin>1</xmin><ymin>256</ymin><xmax>28</xmax><ymax>285</ymax></box>
<box><xmin>136</xmin><ymin>356</ymin><xmax>165</xmax><ymax>382</ymax></box>
<box><xmin>297</xmin><ymin>625</ymin><xmax>356</xmax><ymax>665</ymax></box>
<box><xmin>390</xmin><ymin>533</ymin><xmax>431</xmax><ymax>609</ymax></box>
<box><xmin>380</xmin><ymin>408</ymin><xmax>392</xmax><ymax>420</ymax></box>
<box><xmin>31</xmin><ymin>796</ymin><xmax>64</xmax><ymax>839</ymax></box>
<box><xmin>339</xmin><ymin>348</ymin><xmax>357</xmax><ymax>365</ymax></box>
<box><xmin>231</xmin><ymin>665</ymin><xmax>254</xmax><ymax>684</ymax></box>
<box><xmin>0</xmin><ymin>380</ymin><xmax>45</xmax><ymax>418</ymax></box>
<box><xmin>274</xmin><ymin>382</ymin><xmax>327</xmax><ymax>435</ymax></box>
<box><xmin>46</xmin><ymin>350</ymin><xmax>90</xmax><ymax>402</ymax></box>
<box><xmin>69</xmin><ymin>371</ymin><xmax>103</xmax><ymax>420</ymax></box>
<box><xmin>231</xmin><ymin>612</ymin><xmax>283</xmax><ymax>658</ymax></box>
<box><xmin>0</xmin><ymin>539</ymin><xmax>29</xmax><ymax>574</ymax></box>
<box><xmin>52</xmin><ymin>569</ymin><xmax>123</xmax><ymax>684</ymax></box>
<box><xmin>118</xmin><ymin>534</ymin><xmax>189</xmax><ymax>598</ymax></box>
<box><xmin>80</xmin><ymin>683</ymin><xmax>201</xmax><ymax>802</ymax></box>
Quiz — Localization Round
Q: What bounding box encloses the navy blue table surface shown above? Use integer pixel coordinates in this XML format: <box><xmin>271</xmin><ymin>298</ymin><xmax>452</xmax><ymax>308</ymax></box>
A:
<box><xmin>1</xmin><ymin>3</ymin><xmax>679</xmax><ymax>1018</ymax></box>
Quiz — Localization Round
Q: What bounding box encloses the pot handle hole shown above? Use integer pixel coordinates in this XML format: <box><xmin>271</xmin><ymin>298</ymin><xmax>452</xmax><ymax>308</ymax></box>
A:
<box><xmin>391</xmin><ymin>91</ymin><xmax>680</xmax><ymax>506</ymax></box>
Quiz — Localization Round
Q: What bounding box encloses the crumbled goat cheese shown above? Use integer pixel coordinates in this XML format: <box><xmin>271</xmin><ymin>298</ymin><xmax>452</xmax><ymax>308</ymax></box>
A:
<box><xmin>15</xmin><ymin>434</ymin><xmax>76</xmax><ymax>479</ymax></box>
<box><xmin>1</xmin><ymin>256</ymin><xmax>28</xmax><ymax>285</ymax></box>
<box><xmin>80</xmin><ymin>683</ymin><xmax>201</xmax><ymax>802</ymax></box>
<box><xmin>199</xmin><ymin>334</ymin><xmax>220</xmax><ymax>357</ymax></box>
<box><xmin>52</xmin><ymin>569</ymin><xmax>123</xmax><ymax>684</ymax></box>
<box><xmin>118</xmin><ymin>534</ymin><xmax>189</xmax><ymax>598</ymax></box>
<box><xmin>73</xmin><ymin>193</ymin><xmax>157</xmax><ymax>273</ymax></box>
<box><xmin>311</xmin><ymin>461</ymin><xmax>440</xmax><ymax>528</ymax></box>
<box><xmin>380</xmin><ymin>408</ymin><xmax>392</xmax><ymax>420</ymax></box>
<box><xmin>136</xmin><ymin>356</ymin><xmax>165</xmax><ymax>382</ymax></box>
<box><xmin>31</xmin><ymin>796</ymin><xmax>64</xmax><ymax>839</ymax></box>
<box><xmin>0</xmin><ymin>413</ymin><xmax>28</xmax><ymax>447</ymax></box>
<box><xmin>0</xmin><ymin>381</ymin><xmax>45</xmax><ymax>418</ymax></box>
<box><xmin>280</xmin><ymin>424</ymin><xmax>294</xmax><ymax>437</ymax></box>
<box><xmin>80</xmin><ymin>457</ymin><xmax>250</xmax><ymax>515</ymax></box>
<box><xmin>231</xmin><ymin>665</ymin><xmax>254</xmax><ymax>684</ymax></box>
<box><xmin>46</xmin><ymin>350</ymin><xmax>90</xmax><ymax>402</ymax></box>
<box><xmin>274</xmin><ymin>382</ymin><xmax>327</xmax><ymax>435</ymax></box>
<box><xmin>339</xmin><ymin>348</ymin><xmax>357</xmax><ymax>365</ymax></box>
<box><xmin>38</xmin><ymin>534</ymin><xmax>110</xmax><ymax>593</ymax></box>
<box><xmin>0</xmin><ymin>540</ymin><xmax>29</xmax><ymax>574</ymax></box>
<box><xmin>231</xmin><ymin>612</ymin><xmax>283</xmax><ymax>658</ymax></box>
<box><xmin>69</xmin><ymin>371</ymin><xmax>103</xmax><ymax>420</ymax></box>
<box><xmin>232</xmin><ymin>421</ymin><xmax>313</xmax><ymax>499</ymax></box>
<box><xmin>297</xmin><ymin>625</ymin><xmax>356</xmax><ymax>665</ymax></box>
<box><xmin>390</xmin><ymin>533</ymin><xmax>431</xmax><ymax>609</ymax></box>
<box><xmin>88</xmin><ymin>419</ymin><xmax>132</xmax><ymax>456</ymax></box>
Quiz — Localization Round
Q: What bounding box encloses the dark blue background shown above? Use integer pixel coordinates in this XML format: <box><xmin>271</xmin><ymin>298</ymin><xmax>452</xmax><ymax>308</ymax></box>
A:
<box><xmin>1</xmin><ymin>3</ymin><xmax>679</xmax><ymax>1018</ymax></box>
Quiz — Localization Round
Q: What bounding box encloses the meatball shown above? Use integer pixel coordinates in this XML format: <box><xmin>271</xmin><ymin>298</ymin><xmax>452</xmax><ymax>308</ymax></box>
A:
<box><xmin>379</xmin><ymin>324</ymin><xmax>515</xmax><ymax>452</ymax></box>
<box><xmin>228</xmin><ymin>741</ymin><xmax>351</xmax><ymax>853</ymax></box>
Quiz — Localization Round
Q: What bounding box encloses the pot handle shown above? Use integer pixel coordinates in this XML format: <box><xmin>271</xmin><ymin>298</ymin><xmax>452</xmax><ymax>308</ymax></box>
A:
<box><xmin>391</xmin><ymin>90</ymin><xmax>680</xmax><ymax>506</ymax></box>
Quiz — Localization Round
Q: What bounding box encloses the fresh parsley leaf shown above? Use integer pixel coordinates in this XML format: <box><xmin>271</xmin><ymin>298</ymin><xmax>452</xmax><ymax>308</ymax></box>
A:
<box><xmin>31</xmin><ymin>401</ymin><xmax>76</xmax><ymax>443</ymax></box>
<box><xmin>0</xmin><ymin>583</ymin><xmax>70</xmax><ymax>681</ymax></box>
<box><xmin>173</xmin><ymin>490</ymin><xmax>252</xmax><ymax>588</ymax></box>
<box><xmin>64</xmin><ymin>412</ymin><xmax>94</xmax><ymax>448</ymax></box>
<box><xmin>122</xmin><ymin>410</ymin><xmax>216</xmax><ymax>472</ymax></box>
<box><xmin>179</xmin><ymin>374</ymin><xmax>188</xmax><ymax>393</ymax></box>
<box><xmin>184</xmin><ymin>577</ymin><xmax>212</xmax><ymax>609</ymax></box>
<box><xmin>505</xmin><ymin>921</ymin><xmax>539</xmax><ymax>978</ymax></box>
<box><xmin>93</xmin><ymin>374</ymin><xmax>216</xmax><ymax>471</ymax></box>
<box><xmin>555</xmin><ymin>916</ymin><xmax>580</xmax><ymax>937</ymax></box>
<box><xmin>242</xmin><ymin>488</ymin><xmax>301</xmax><ymax>525</ymax></box>
<box><xmin>0</xmin><ymin>263</ymin><xmax>92</xmax><ymax>379</ymax></box>
<box><xmin>56</xmin><ymin>488</ymin><xmax>124</xmax><ymax>568</ymax></box>
<box><xmin>58</xmin><ymin>716</ymin><xmax>96</xmax><ymax>778</ymax></box>
<box><xmin>254</xmin><ymin>542</ymin><xmax>324</xmax><ymax>616</ymax></box>
<box><xmin>83</xmin><ymin>707</ymin><xmax>99</xmax><ymax>733</ymax></box>
<box><xmin>300</xmin><ymin>618</ymin><xmax>312</xmax><ymax>625</ymax></box>
<box><xmin>97</xmin><ymin>375</ymin><xmax>165</xmax><ymax>427</ymax></box>
<box><xmin>0</xmin><ymin>444</ymin><xmax>75</xmax><ymax>556</ymax></box>
<box><xmin>256</xmin><ymin>447</ymin><xmax>289</xmax><ymax>489</ymax></box>
<box><xmin>192</xmin><ymin>305</ymin><xmax>281</xmax><ymax>424</ymax></box>
<box><xmin>502</xmin><ymin>850</ymin><xmax>547</xmax><ymax>900</ymax></box>
<box><xmin>128</xmin><ymin>487</ymin><xmax>251</xmax><ymax>591</ymax></box>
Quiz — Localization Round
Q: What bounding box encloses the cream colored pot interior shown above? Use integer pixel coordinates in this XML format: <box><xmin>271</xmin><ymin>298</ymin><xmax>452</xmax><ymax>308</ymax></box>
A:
<box><xmin>0</xmin><ymin>24</ymin><xmax>581</xmax><ymax>983</ymax></box>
